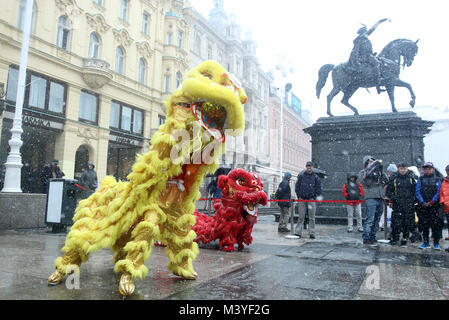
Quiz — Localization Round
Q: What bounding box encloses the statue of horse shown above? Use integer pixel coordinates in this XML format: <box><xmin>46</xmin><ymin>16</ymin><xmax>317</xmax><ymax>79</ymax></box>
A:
<box><xmin>316</xmin><ymin>38</ymin><xmax>419</xmax><ymax>116</ymax></box>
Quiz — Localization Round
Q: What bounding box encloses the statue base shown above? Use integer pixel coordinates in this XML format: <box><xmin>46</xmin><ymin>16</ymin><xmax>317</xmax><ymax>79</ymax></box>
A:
<box><xmin>304</xmin><ymin>111</ymin><xmax>433</xmax><ymax>224</ymax></box>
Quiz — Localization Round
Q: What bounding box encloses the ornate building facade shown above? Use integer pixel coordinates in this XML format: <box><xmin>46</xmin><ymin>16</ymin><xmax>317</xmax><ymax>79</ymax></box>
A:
<box><xmin>0</xmin><ymin>0</ymin><xmax>194</xmax><ymax>188</ymax></box>
<box><xmin>188</xmin><ymin>0</ymin><xmax>271</xmax><ymax>188</ymax></box>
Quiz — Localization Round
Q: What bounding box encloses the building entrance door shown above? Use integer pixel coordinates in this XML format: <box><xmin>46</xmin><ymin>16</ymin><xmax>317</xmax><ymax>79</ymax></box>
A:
<box><xmin>74</xmin><ymin>145</ymin><xmax>89</xmax><ymax>180</ymax></box>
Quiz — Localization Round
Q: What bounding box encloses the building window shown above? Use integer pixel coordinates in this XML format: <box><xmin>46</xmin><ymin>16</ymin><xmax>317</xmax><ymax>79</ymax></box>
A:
<box><xmin>175</xmin><ymin>72</ymin><xmax>182</xmax><ymax>89</ymax></box>
<box><xmin>138</xmin><ymin>58</ymin><xmax>147</xmax><ymax>85</ymax></box>
<box><xmin>79</xmin><ymin>90</ymin><xmax>98</xmax><ymax>124</ymax></box>
<box><xmin>115</xmin><ymin>46</ymin><xmax>125</xmax><ymax>75</ymax></box>
<box><xmin>110</xmin><ymin>102</ymin><xmax>120</xmax><ymax>128</ymax></box>
<box><xmin>164</xmin><ymin>75</ymin><xmax>171</xmax><ymax>93</ymax></box>
<box><xmin>29</xmin><ymin>75</ymin><xmax>46</xmax><ymax>109</ymax></box>
<box><xmin>6</xmin><ymin>67</ymin><xmax>19</xmax><ymax>102</ymax></box>
<box><xmin>121</xmin><ymin>106</ymin><xmax>132</xmax><ymax>131</ymax></box>
<box><xmin>133</xmin><ymin>110</ymin><xmax>143</xmax><ymax>134</ymax></box>
<box><xmin>178</xmin><ymin>30</ymin><xmax>183</xmax><ymax>49</ymax></box>
<box><xmin>18</xmin><ymin>0</ymin><xmax>36</xmax><ymax>33</ymax></box>
<box><xmin>120</xmin><ymin>0</ymin><xmax>129</xmax><ymax>21</ymax></box>
<box><xmin>207</xmin><ymin>45</ymin><xmax>213</xmax><ymax>60</ymax></box>
<box><xmin>48</xmin><ymin>82</ymin><xmax>65</xmax><ymax>113</ymax></box>
<box><xmin>142</xmin><ymin>12</ymin><xmax>150</xmax><ymax>35</ymax></box>
<box><xmin>194</xmin><ymin>33</ymin><xmax>201</xmax><ymax>55</ymax></box>
<box><xmin>6</xmin><ymin>66</ymin><xmax>66</xmax><ymax>114</ymax></box>
<box><xmin>88</xmin><ymin>32</ymin><xmax>100</xmax><ymax>58</ymax></box>
<box><xmin>57</xmin><ymin>15</ymin><xmax>71</xmax><ymax>51</ymax></box>
<box><xmin>110</xmin><ymin>101</ymin><xmax>144</xmax><ymax>135</ymax></box>
<box><xmin>158</xmin><ymin>115</ymin><xmax>165</xmax><ymax>126</ymax></box>
<box><xmin>167</xmin><ymin>33</ymin><xmax>173</xmax><ymax>45</ymax></box>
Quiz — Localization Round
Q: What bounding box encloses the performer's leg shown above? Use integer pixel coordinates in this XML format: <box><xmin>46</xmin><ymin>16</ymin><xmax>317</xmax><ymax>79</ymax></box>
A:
<box><xmin>162</xmin><ymin>207</ymin><xmax>199</xmax><ymax>280</ymax></box>
<box><xmin>48</xmin><ymin>247</ymin><xmax>87</xmax><ymax>285</ymax></box>
<box><xmin>114</xmin><ymin>210</ymin><xmax>161</xmax><ymax>296</ymax></box>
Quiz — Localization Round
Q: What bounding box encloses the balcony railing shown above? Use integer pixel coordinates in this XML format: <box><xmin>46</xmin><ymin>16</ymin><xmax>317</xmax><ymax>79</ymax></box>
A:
<box><xmin>81</xmin><ymin>58</ymin><xmax>113</xmax><ymax>89</ymax></box>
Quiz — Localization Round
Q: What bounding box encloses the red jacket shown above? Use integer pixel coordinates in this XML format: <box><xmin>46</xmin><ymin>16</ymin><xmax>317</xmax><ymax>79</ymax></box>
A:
<box><xmin>440</xmin><ymin>177</ymin><xmax>449</xmax><ymax>213</ymax></box>
<box><xmin>342</xmin><ymin>182</ymin><xmax>365</xmax><ymax>205</ymax></box>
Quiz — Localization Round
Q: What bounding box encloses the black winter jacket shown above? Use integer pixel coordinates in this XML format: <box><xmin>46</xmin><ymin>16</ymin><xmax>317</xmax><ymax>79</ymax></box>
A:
<box><xmin>295</xmin><ymin>172</ymin><xmax>322</xmax><ymax>200</ymax></box>
<box><xmin>276</xmin><ymin>178</ymin><xmax>291</xmax><ymax>208</ymax></box>
<box><xmin>386</xmin><ymin>172</ymin><xmax>416</xmax><ymax>212</ymax></box>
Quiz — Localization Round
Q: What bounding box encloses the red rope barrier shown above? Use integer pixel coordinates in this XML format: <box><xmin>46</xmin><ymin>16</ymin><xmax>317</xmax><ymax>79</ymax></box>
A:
<box><xmin>198</xmin><ymin>198</ymin><xmax>365</xmax><ymax>205</ymax></box>
<box><xmin>74</xmin><ymin>184</ymin><xmax>94</xmax><ymax>192</ymax></box>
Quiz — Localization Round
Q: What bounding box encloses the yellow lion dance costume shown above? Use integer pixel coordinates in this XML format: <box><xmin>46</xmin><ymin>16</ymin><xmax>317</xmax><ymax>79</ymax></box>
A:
<box><xmin>48</xmin><ymin>61</ymin><xmax>247</xmax><ymax>296</ymax></box>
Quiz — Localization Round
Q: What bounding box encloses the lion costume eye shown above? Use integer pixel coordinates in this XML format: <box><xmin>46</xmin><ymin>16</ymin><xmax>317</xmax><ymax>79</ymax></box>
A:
<box><xmin>201</xmin><ymin>72</ymin><xmax>213</xmax><ymax>80</ymax></box>
<box><xmin>236</xmin><ymin>178</ymin><xmax>245</xmax><ymax>186</ymax></box>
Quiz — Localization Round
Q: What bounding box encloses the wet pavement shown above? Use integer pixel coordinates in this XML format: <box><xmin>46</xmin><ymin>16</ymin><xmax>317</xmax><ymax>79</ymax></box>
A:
<box><xmin>0</xmin><ymin>214</ymin><xmax>448</xmax><ymax>300</ymax></box>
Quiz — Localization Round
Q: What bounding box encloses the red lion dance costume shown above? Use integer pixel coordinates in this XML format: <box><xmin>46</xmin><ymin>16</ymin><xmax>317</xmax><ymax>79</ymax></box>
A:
<box><xmin>193</xmin><ymin>169</ymin><xmax>268</xmax><ymax>251</ymax></box>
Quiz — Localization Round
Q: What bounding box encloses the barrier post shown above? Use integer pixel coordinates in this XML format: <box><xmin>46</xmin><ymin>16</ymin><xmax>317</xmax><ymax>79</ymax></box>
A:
<box><xmin>290</xmin><ymin>199</ymin><xmax>294</xmax><ymax>234</ymax></box>
<box><xmin>383</xmin><ymin>200</ymin><xmax>388</xmax><ymax>240</ymax></box>
<box><xmin>208</xmin><ymin>197</ymin><xmax>212</xmax><ymax>216</ymax></box>
<box><xmin>286</xmin><ymin>199</ymin><xmax>300</xmax><ymax>239</ymax></box>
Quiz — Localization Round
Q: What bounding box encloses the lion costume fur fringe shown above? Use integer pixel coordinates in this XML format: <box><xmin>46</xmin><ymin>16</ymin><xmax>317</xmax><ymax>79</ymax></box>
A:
<box><xmin>48</xmin><ymin>61</ymin><xmax>247</xmax><ymax>295</ymax></box>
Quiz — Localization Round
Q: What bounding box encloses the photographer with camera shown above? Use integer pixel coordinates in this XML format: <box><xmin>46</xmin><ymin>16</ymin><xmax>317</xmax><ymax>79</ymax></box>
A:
<box><xmin>358</xmin><ymin>156</ymin><xmax>389</xmax><ymax>246</ymax></box>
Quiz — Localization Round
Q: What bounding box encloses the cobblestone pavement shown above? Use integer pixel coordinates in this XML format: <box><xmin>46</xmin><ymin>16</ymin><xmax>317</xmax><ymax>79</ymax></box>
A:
<box><xmin>0</xmin><ymin>214</ymin><xmax>448</xmax><ymax>300</ymax></box>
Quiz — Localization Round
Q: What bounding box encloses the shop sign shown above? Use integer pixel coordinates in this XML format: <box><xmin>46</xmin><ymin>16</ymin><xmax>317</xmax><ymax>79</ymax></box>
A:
<box><xmin>109</xmin><ymin>133</ymin><xmax>144</xmax><ymax>147</ymax></box>
<box><xmin>3</xmin><ymin>111</ymin><xmax>64</xmax><ymax>130</ymax></box>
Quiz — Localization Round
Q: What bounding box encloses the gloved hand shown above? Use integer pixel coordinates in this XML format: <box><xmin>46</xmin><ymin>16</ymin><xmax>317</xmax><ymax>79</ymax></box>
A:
<box><xmin>422</xmin><ymin>202</ymin><xmax>430</xmax><ymax>208</ymax></box>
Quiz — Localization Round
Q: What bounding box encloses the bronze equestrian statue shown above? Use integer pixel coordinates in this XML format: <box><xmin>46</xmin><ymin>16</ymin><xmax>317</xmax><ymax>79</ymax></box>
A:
<box><xmin>316</xmin><ymin>19</ymin><xmax>419</xmax><ymax>116</ymax></box>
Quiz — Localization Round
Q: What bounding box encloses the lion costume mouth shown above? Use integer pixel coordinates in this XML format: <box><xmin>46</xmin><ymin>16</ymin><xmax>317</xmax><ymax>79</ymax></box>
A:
<box><xmin>191</xmin><ymin>101</ymin><xmax>227</xmax><ymax>142</ymax></box>
<box><xmin>177</xmin><ymin>60</ymin><xmax>247</xmax><ymax>137</ymax></box>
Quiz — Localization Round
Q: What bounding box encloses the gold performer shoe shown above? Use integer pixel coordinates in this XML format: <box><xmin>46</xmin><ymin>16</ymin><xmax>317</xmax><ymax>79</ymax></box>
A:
<box><xmin>119</xmin><ymin>273</ymin><xmax>135</xmax><ymax>296</ymax></box>
<box><xmin>48</xmin><ymin>270</ymin><xmax>65</xmax><ymax>285</ymax></box>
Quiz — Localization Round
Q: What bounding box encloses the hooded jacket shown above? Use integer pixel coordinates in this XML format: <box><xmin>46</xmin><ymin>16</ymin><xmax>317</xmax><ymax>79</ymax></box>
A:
<box><xmin>358</xmin><ymin>156</ymin><xmax>388</xmax><ymax>200</ymax></box>
<box><xmin>276</xmin><ymin>177</ymin><xmax>291</xmax><ymax>208</ymax></box>
<box><xmin>440</xmin><ymin>177</ymin><xmax>449</xmax><ymax>213</ymax></box>
<box><xmin>342</xmin><ymin>174</ymin><xmax>364</xmax><ymax>204</ymax></box>
<box><xmin>80</xmin><ymin>163</ymin><xmax>98</xmax><ymax>191</ymax></box>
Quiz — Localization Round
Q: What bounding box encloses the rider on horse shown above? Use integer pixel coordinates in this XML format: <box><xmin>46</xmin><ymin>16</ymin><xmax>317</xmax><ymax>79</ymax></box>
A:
<box><xmin>348</xmin><ymin>18</ymin><xmax>390</xmax><ymax>93</ymax></box>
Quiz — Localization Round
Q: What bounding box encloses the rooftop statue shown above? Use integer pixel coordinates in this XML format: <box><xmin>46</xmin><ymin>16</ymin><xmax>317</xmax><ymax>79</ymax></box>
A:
<box><xmin>316</xmin><ymin>19</ymin><xmax>419</xmax><ymax>116</ymax></box>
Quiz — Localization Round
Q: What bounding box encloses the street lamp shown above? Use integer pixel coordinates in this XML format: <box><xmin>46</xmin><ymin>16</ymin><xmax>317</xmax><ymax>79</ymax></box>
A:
<box><xmin>279</xmin><ymin>82</ymin><xmax>292</xmax><ymax>181</ymax></box>
<box><xmin>1</xmin><ymin>0</ymin><xmax>33</xmax><ymax>193</ymax></box>
<box><xmin>0</xmin><ymin>83</ymin><xmax>5</xmax><ymax>116</ymax></box>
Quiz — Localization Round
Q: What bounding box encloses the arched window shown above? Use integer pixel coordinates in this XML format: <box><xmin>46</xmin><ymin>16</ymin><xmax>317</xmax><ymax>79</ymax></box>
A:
<box><xmin>115</xmin><ymin>46</ymin><xmax>125</xmax><ymax>75</ymax></box>
<box><xmin>164</xmin><ymin>74</ymin><xmax>171</xmax><ymax>93</ymax></box>
<box><xmin>18</xmin><ymin>0</ymin><xmax>37</xmax><ymax>33</ymax></box>
<box><xmin>176</xmin><ymin>72</ymin><xmax>183</xmax><ymax>89</ymax></box>
<box><xmin>138</xmin><ymin>58</ymin><xmax>147</xmax><ymax>85</ymax></box>
<box><xmin>57</xmin><ymin>15</ymin><xmax>71</xmax><ymax>50</ymax></box>
<box><xmin>120</xmin><ymin>0</ymin><xmax>128</xmax><ymax>21</ymax></box>
<box><xmin>88</xmin><ymin>32</ymin><xmax>100</xmax><ymax>58</ymax></box>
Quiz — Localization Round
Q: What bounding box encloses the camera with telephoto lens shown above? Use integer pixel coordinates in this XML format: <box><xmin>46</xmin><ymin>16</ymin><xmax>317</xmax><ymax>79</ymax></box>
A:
<box><xmin>367</xmin><ymin>159</ymin><xmax>383</xmax><ymax>180</ymax></box>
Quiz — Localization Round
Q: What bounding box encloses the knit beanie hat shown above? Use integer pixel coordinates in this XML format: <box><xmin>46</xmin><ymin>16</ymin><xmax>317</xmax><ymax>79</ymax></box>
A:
<box><xmin>387</xmin><ymin>163</ymin><xmax>398</xmax><ymax>173</ymax></box>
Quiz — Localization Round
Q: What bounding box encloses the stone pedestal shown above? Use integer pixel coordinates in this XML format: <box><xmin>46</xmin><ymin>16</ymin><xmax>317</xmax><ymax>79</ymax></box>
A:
<box><xmin>304</xmin><ymin>112</ymin><xmax>434</xmax><ymax>223</ymax></box>
<box><xmin>0</xmin><ymin>193</ymin><xmax>47</xmax><ymax>229</ymax></box>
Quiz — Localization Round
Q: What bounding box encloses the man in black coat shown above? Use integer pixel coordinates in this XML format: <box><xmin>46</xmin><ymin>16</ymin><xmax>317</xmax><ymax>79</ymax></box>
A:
<box><xmin>294</xmin><ymin>162</ymin><xmax>322</xmax><ymax>239</ymax></box>
<box><xmin>386</xmin><ymin>162</ymin><xmax>417</xmax><ymax>246</ymax></box>
<box><xmin>276</xmin><ymin>172</ymin><xmax>292</xmax><ymax>233</ymax></box>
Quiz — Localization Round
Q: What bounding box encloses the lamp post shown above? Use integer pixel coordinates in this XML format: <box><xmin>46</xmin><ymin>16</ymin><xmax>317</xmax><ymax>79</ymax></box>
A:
<box><xmin>2</xmin><ymin>0</ymin><xmax>33</xmax><ymax>193</ymax></box>
<box><xmin>279</xmin><ymin>82</ymin><xmax>292</xmax><ymax>181</ymax></box>
<box><xmin>0</xmin><ymin>83</ymin><xmax>5</xmax><ymax>116</ymax></box>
